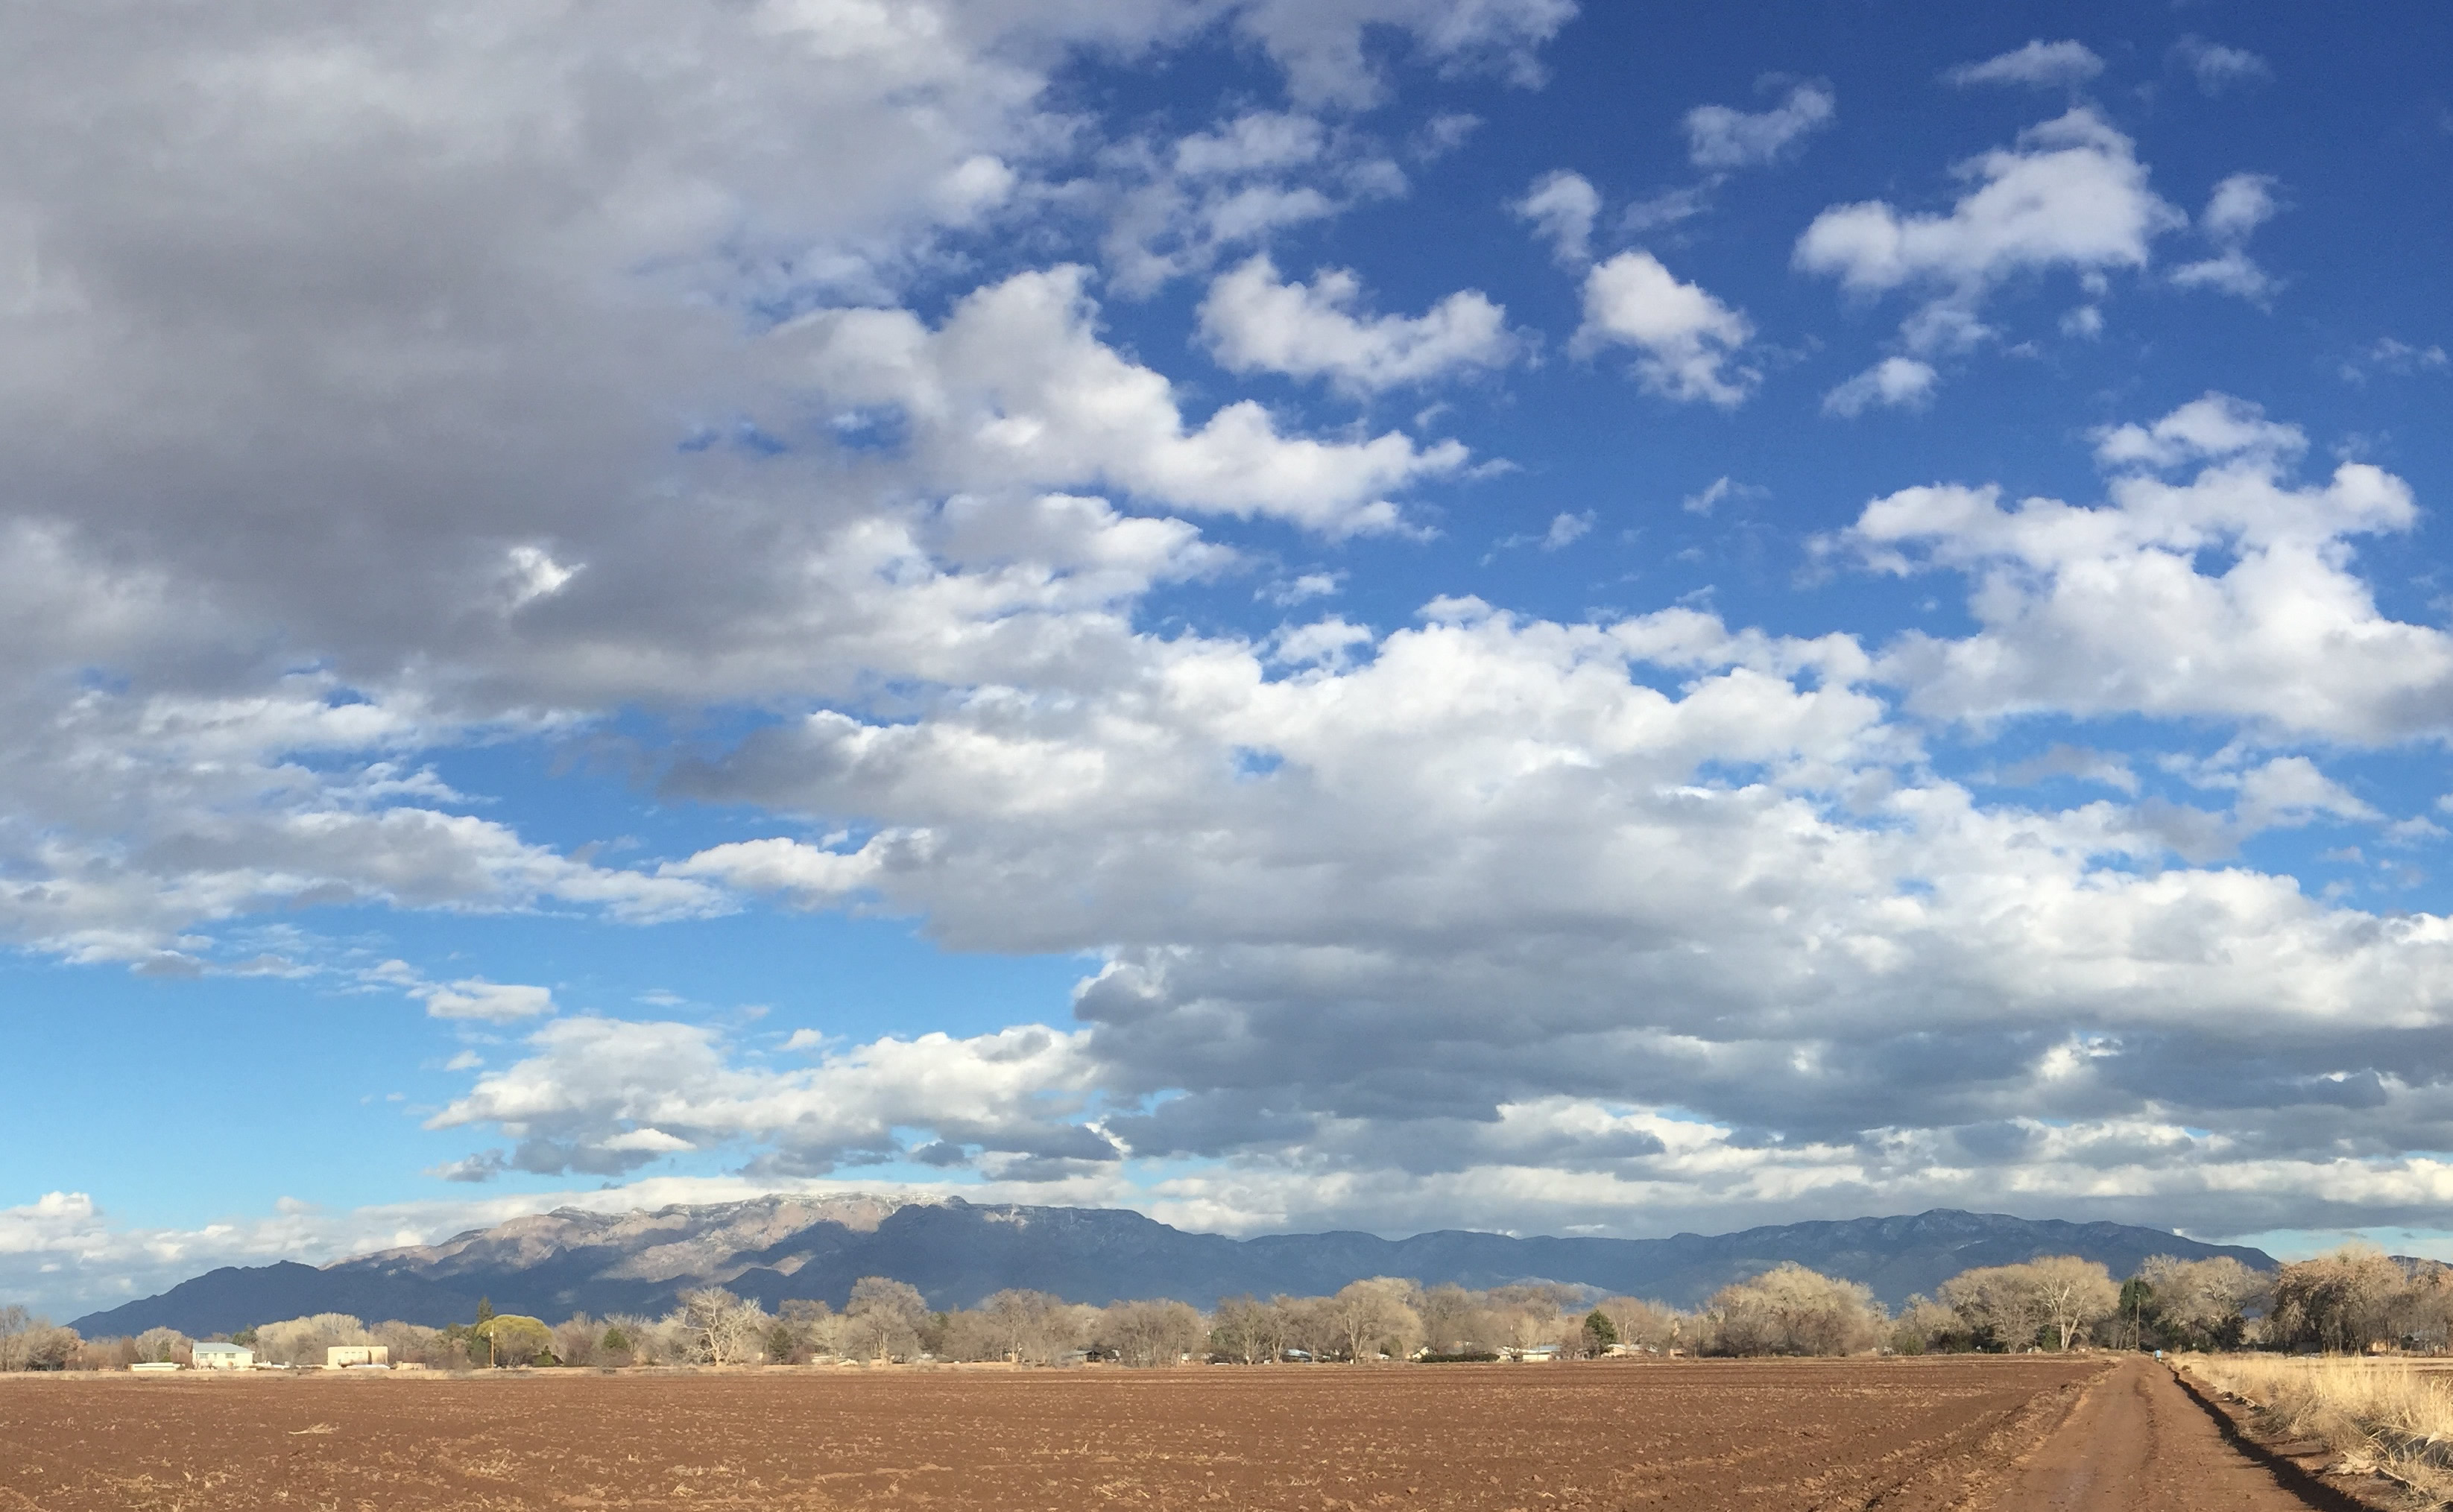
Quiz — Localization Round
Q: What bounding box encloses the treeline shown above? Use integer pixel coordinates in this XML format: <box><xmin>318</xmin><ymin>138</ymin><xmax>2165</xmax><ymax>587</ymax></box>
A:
<box><xmin>0</xmin><ymin>1306</ymin><xmax>83</xmax><ymax>1370</ymax></box>
<box><xmin>2263</xmin><ymin>1247</ymin><xmax>2453</xmax><ymax>1353</ymax></box>
<box><xmin>8</xmin><ymin>1243</ymin><xmax>2448</xmax><ymax>1371</ymax></box>
<box><xmin>1891</xmin><ymin>1247</ymin><xmax>2453</xmax><ymax>1356</ymax></box>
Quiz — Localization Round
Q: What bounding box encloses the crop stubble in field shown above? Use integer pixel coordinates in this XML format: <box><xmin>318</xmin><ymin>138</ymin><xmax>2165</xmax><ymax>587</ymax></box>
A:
<box><xmin>0</xmin><ymin>1358</ymin><xmax>2106</xmax><ymax>1512</ymax></box>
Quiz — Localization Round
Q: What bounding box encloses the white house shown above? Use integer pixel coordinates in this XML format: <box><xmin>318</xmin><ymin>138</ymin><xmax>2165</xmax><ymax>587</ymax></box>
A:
<box><xmin>326</xmin><ymin>1344</ymin><xmax>391</xmax><ymax>1367</ymax></box>
<box><xmin>192</xmin><ymin>1341</ymin><xmax>254</xmax><ymax>1370</ymax></box>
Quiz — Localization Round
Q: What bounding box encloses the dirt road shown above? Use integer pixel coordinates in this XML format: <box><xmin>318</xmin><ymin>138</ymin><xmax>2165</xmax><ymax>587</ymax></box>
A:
<box><xmin>1989</xmin><ymin>1356</ymin><xmax>2327</xmax><ymax>1511</ymax></box>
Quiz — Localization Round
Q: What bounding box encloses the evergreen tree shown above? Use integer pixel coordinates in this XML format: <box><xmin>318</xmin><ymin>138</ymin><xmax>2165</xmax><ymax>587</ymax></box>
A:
<box><xmin>2115</xmin><ymin>1277</ymin><xmax>2153</xmax><ymax>1351</ymax></box>
<box><xmin>1583</xmin><ymin>1308</ymin><xmax>1619</xmax><ymax>1351</ymax></box>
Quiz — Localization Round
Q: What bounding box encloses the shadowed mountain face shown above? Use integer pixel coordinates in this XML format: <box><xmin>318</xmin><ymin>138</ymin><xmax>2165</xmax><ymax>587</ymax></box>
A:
<box><xmin>69</xmin><ymin>1198</ymin><xmax>2275</xmax><ymax>1336</ymax></box>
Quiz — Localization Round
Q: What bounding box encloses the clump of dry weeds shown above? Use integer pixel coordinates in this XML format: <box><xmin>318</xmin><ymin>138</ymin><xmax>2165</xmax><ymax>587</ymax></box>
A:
<box><xmin>2183</xmin><ymin>1353</ymin><xmax>2453</xmax><ymax>1502</ymax></box>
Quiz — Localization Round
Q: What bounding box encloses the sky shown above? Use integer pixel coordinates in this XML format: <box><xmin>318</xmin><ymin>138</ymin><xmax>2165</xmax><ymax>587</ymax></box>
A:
<box><xmin>6</xmin><ymin>0</ymin><xmax>2453</xmax><ymax>1319</ymax></box>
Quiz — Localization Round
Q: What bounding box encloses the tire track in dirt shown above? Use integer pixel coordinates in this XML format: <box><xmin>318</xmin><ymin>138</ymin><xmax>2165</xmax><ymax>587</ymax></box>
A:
<box><xmin>1982</xmin><ymin>1357</ymin><xmax>2333</xmax><ymax>1511</ymax></box>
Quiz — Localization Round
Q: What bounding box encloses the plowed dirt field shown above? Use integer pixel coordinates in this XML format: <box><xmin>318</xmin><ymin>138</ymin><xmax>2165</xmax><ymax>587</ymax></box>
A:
<box><xmin>1</xmin><ymin>1358</ymin><xmax>2119</xmax><ymax>1511</ymax></box>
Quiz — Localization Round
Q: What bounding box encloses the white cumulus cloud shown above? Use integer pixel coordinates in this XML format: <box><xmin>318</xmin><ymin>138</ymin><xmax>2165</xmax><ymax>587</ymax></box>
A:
<box><xmin>1571</xmin><ymin>251</ymin><xmax>1757</xmax><ymax>407</ymax></box>
<box><xmin>1945</xmin><ymin>39</ymin><xmax>2105</xmax><ymax>91</ymax></box>
<box><xmin>1797</xmin><ymin>110</ymin><xmax>2185</xmax><ymax>390</ymax></box>
<box><xmin>428</xmin><ymin>1016</ymin><xmax>1109</xmax><ymax>1180</ymax></box>
<box><xmin>1514</xmin><ymin>169</ymin><xmax>1601</xmax><ymax>266</ymax></box>
<box><xmin>1840</xmin><ymin>395</ymin><xmax>2453</xmax><ymax>742</ymax></box>
<box><xmin>1797</xmin><ymin>110</ymin><xmax>2182</xmax><ymax>303</ymax></box>
<box><xmin>795</xmin><ymin>265</ymin><xmax>1468</xmax><ymax>535</ymax></box>
<box><xmin>2173</xmin><ymin>173</ymin><xmax>2283</xmax><ymax>301</ymax></box>
<box><xmin>2176</xmin><ymin>37</ymin><xmax>2273</xmax><ymax>95</ymax></box>
<box><xmin>1197</xmin><ymin>255</ymin><xmax>1522</xmax><ymax>394</ymax></box>
<box><xmin>1684</xmin><ymin>83</ymin><xmax>1836</xmax><ymax>170</ymax></box>
<box><xmin>420</xmin><ymin>978</ymin><xmax>559</xmax><ymax>1022</ymax></box>
<box><xmin>1823</xmin><ymin>358</ymin><xmax>1939</xmax><ymax>417</ymax></box>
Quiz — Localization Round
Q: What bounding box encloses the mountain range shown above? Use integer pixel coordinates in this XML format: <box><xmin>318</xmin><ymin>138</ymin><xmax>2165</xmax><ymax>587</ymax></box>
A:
<box><xmin>70</xmin><ymin>1195</ymin><xmax>2274</xmax><ymax>1337</ymax></box>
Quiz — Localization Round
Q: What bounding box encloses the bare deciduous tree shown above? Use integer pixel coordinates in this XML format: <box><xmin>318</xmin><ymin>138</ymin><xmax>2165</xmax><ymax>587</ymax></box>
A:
<box><xmin>2138</xmin><ymin>1255</ymin><xmax>2267</xmax><ymax>1350</ymax></box>
<box><xmin>78</xmin><ymin>1335</ymin><xmax>136</xmax><ymax>1371</ymax></box>
<box><xmin>1939</xmin><ymin>1258</ymin><xmax>2116</xmax><ymax>1353</ymax></box>
<box><xmin>367</xmin><ymin>1319</ymin><xmax>461</xmax><ymax>1369</ymax></box>
<box><xmin>1098</xmin><ymin>1299</ymin><xmax>1205</xmax><ymax>1367</ymax></box>
<box><xmin>253</xmin><ymin>1313</ymin><xmax>375</xmax><ymax>1367</ymax></box>
<box><xmin>2269</xmin><ymin>1246</ymin><xmax>2409</xmax><ymax>1353</ymax></box>
<box><xmin>1208</xmin><ymin>1294</ymin><xmax>1272</xmax><ymax>1364</ymax></box>
<box><xmin>2400</xmin><ymin>1263</ymin><xmax>2453</xmax><ymax>1353</ymax></box>
<box><xmin>1280</xmin><ymin>1294</ymin><xmax>1344</xmax><ymax>1360</ymax></box>
<box><xmin>552</xmin><ymin>1314</ymin><xmax>601</xmax><ymax>1367</ymax></box>
<box><xmin>1255</xmin><ymin>1295</ymin><xmax>1304</xmax><ymax>1361</ymax></box>
<box><xmin>1698</xmin><ymin>1265</ymin><xmax>1884</xmax><ymax>1356</ymax></box>
<box><xmin>1323</xmin><ymin>1278</ymin><xmax>1421</xmax><ymax>1364</ymax></box>
<box><xmin>0</xmin><ymin>1306</ymin><xmax>37</xmax><ymax>1370</ymax></box>
<box><xmin>1942</xmin><ymin>1266</ymin><xmax>2046</xmax><ymax>1352</ymax></box>
<box><xmin>1415</xmin><ymin>1285</ymin><xmax>1480</xmax><ymax>1356</ymax></box>
<box><xmin>1500</xmin><ymin>1299</ymin><xmax>1565</xmax><ymax>1358</ymax></box>
<box><xmin>131</xmin><ymin>1326</ymin><xmax>191</xmax><ymax>1365</ymax></box>
<box><xmin>2027</xmin><ymin>1257</ymin><xmax>2120</xmax><ymax>1352</ymax></box>
<box><xmin>846</xmin><ymin>1277</ymin><xmax>929</xmax><ymax>1361</ymax></box>
<box><xmin>1887</xmin><ymin>1294</ymin><xmax>1963</xmax><ymax>1355</ymax></box>
<box><xmin>1597</xmin><ymin>1297</ymin><xmax>1681</xmax><ymax>1353</ymax></box>
<box><xmin>777</xmin><ymin>1298</ymin><xmax>842</xmax><ymax>1361</ymax></box>
<box><xmin>978</xmin><ymin>1289</ymin><xmax>1074</xmax><ymax>1363</ymax></box>
<box><xmin>678</xmin><ymin>1288</ymin><xmax>768</xmax><ymax>1365</ymax></box>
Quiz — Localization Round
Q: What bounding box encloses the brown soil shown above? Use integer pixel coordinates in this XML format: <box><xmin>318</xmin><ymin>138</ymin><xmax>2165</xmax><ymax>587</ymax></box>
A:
<box><xmin>1981</xmin><ymin>1357</ymin><xmax>2343</xmax><ymax>1511</ymax></box>
<box><xmin>0</xmin><ymin>1356</ymin><xmax>2140</xmax><ymax>1511</ymax></box>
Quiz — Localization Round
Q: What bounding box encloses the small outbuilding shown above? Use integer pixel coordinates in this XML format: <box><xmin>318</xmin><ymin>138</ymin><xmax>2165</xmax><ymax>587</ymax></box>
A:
<box><xmin>193</xmin><ymin>1342</ymin><xmax>254</xmax><ymax>1370</ymax></box>
<box><xmin>326</xmin><ymin>1344</ymin><xmax>391</xmax><ymax>1368</ymax></box>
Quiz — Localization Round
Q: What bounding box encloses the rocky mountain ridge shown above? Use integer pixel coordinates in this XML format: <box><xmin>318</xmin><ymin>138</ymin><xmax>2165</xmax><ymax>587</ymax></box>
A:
<box><xmin>70</xmin><ymin>1198</ymin><xmax>2274</xmax><ymax>1336</ymax></box>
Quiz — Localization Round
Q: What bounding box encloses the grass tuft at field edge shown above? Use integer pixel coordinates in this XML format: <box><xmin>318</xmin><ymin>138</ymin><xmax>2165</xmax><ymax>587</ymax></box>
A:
<box><xmin>2182</xmin><ymin>1353</ymin><xmax>2453</xmax><ymax>1500</ymax></box>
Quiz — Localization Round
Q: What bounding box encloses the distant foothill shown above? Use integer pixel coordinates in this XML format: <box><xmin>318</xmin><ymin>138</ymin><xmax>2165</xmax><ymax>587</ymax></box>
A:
<box><xmin>60</xmin><ymin>1196</ymin><xmax>2270</xmax><ymax>1339</ymax></box>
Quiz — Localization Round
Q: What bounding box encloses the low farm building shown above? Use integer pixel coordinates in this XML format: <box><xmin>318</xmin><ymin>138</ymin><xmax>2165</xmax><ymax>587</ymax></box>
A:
<box><xmin>193</xmin><ymin>1342</ymin><xmax>253</xmax><ymax>1370</ymax></box>
<box><xmin>326</xmin><ymin>1345</ymin><xmax>391</xmax><ymax>1368</ymax></box>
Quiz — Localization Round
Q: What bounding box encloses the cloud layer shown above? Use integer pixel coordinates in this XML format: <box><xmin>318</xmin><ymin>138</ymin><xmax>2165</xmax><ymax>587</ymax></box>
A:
<box><xmin>4</xmin><ymin>0</ymin><xmax>2445</xmax><ymax>1319</ymax></box>
<box><xmin>603</xmin><ymin>401</ymin><xmax>2453</xmax><ymax>1264</ymax></box>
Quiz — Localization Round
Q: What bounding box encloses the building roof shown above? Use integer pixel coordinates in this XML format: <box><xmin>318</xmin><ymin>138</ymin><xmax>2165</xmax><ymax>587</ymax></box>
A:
<box><xmin>193</xmin><ymin>1341</ymin><xmax>250</xmax><ymax>1354</ymax></box>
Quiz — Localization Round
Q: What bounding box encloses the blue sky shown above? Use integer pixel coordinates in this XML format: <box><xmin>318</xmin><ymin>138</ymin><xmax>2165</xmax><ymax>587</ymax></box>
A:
<box><xmin>6</xmin><ymin>0</ymin><xmax>2453</xmax><ymax>1316</ymax></box>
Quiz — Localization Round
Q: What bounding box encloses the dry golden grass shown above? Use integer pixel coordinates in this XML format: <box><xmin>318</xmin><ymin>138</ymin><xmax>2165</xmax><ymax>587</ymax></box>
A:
<box><xmin>2182</xmin><ymin>1353</ymin><xmax>2453</xmax><ymax>1500</ymax></box>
